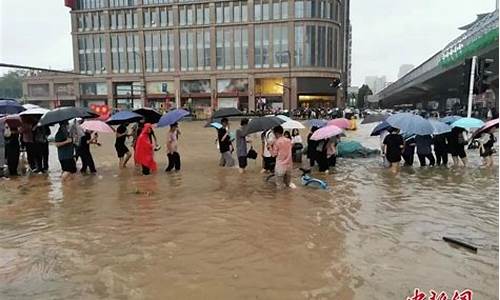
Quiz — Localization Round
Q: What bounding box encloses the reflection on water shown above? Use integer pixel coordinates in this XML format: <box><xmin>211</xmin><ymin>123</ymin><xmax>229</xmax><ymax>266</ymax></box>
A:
<box><xmin>0</xmin><ymin>121</ymin><xmax>498</xmax><ymax>299</ymax></box>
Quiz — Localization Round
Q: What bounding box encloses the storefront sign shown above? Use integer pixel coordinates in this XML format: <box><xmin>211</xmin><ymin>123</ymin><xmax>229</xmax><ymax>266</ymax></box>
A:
<box><xmin>28</xmin><ymin>84</ymin><xmax>49</xmax><ymax>97</ymax></box>
<box><xmin>217</xmin><ymin>79</ymin><xmax>248</xmax><ymax>93</ymax></box>
<box><xmin>80</xmin><ymin>82</ymin><xmax>108</xmax><ymax>96</ymax></box>
<box><xmin>54</xmin><ymin>83</ymin><xmax>75</xmax><ymax>96</ymax></box>
<box><xmin>147</xmin><ymin>81</ymin><xmax>174</xmax><ymax>94</ymax></box>
<box><xmin>181</xmin><ymin>80</ymin><xmax>210</xmax><ymax>94</ymax></box>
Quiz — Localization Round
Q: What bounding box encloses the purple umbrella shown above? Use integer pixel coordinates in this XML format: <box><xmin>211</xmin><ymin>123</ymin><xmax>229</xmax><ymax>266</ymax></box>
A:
<box><xmin>157</xmin><ymin>109</ymin><xmax>190</xmax><ymax>128</ymax></box>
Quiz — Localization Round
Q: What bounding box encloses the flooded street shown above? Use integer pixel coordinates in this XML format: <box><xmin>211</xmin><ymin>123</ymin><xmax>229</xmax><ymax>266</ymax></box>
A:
<box><xmin>0</xmin><ymin>121</ymin><xmax>498</xmax><ymax>299</ymax></box>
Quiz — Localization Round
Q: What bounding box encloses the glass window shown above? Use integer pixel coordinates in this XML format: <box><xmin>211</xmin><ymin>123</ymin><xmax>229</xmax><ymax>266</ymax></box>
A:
<box><xmin>294</xmin><ymin>0</ymin><xmax>303</xmax><ymax>18</ymax></box>
<box><xmin>234</xmin><ymin>28</ymin><xmax>242</xmax><ymax>69</ymax></box>
<box><xmin>272</xmin><ymin>0</ymin><xmax>280</xmax><ymax>20</ymax></box>
<box><xmin>196</xmin><ymin>31</ymin><xmax>205</xmax><ymax>70</ymax></box>
<box><xmin>117</xmin><ymin>11</ymin><xmax>125</xmax><ymax>29</ymax></box>
<box><xmin>85</xmin><ymin>14</ymin><xmax>92</xmax><ymax>31</ymax></box>
<box><xmin>160</xmin><ymin>8</ymin><xmax>167</xmax><ymax>26</ymax></box>
<box><xmin>304</xmin><ymin>0</ymin><xmax>311</xmax><ymax>17</ymax></box>
<box><xmin>118</xmin><ymin>35</ymin><xmax>126</xmax><ymax>73</ymax></box>
<box><xmin>179</xmin><ymin>6</ymin><xmax>186</xmax><ymax>26</ymax></box>
<box><xmin>93</xmin><ymin>13</ymin><xmax>99</xmax><ymax>30</ymax></box>
<box><xmin>242</xmin><ymin>28</ymin><xmax>248</xmax><ymax>68</ymax></box>
<box><xmin>224</xmin><ymin>3</ymin><xmax>231</xmax><ymax>23</ymax></box>
<box><xmin>216</xmin><ymin>29</ymin><xmax>223</xmax><ymax>69</ymax></box>
<box><xmin>242</xmin><ymin>2</ymin><xmax>248</xmax><ymax>21</ymax></box>
<box><xmin>262</xmin><ymin>25</ymin><xmax>269</xmax><ymax>67</ymax></box>
<box><xmin>196</xmin><ymin>5</ymin><xmax>203</xmax><ymax>25</ymax></box>
<box><xmin>281</xmin><ymin>0</ymin><xmax>288</xmax><ymax>19</ymax></box>
<box><xmin>161</xmin><ymin>31</ymin><xmax>174</xmax><ymax>72</ymax></box>
<box><xmin>254</xmin><ymin>26</ymin><xmax>262</xmax><ymax>68</ymax></box>
<box><xmin>187</xmin><ymin>31</ymin><xmax>195</xmax><ymax>71</ymax></box>
<box><xmin>333</xmin><ymin>27</ymin><xmax>338</xmax><ymax>68</ymax></box>
<box><xmin>327</xmin><ymin>27</ymin><xmax>333</xmax><ymax>67</ymax></box>
<box><xmin>262</xmin><ymin>0</ymin><xmax>269</xmax><ymax>20</ymax></box>
<box><xmin>224</xmin><ymin>29</ymin><xmax>232</xmax><ymax>69</ymax></box>
<box><xmin>187</xmin><ymin>6</ymin><xmax>193</xmax><ymax>25</ymax></box>
<box><xmin>204</xmin><ymin>5</ymin><xmax>210</xmax><ymax>24</ymax></box>
<box><xmin>180</xmin><ymin>31</ymin><xmax>187</xmax><ymax>71</ymax></box>
<box><xmin>254</xmin><ymin>2</ymin><xmax>261</xmax><ymax>21</ymax></box>
<box><xmin>216</xmin><ymin>3</ymin><xmax>223</xmax><ymax>24</ymax></box>
<box><xmin>144</xmin><ymin>10</ymin><xmax>151</xmax><ymax>27</ymax></box>
<box><xmin>204</xmin><ymin>29</ymin><xmax>210</xmax><ymax>68</ymax></box>
<box><xmin>294</xmin><ymin>25</ymin><xmax>303</xmax><ymax>66</ymax></box>
<box><xmin>233</xmin><ymin>2</ymin><xmax>241</xmax><ymax>22</ymax></box>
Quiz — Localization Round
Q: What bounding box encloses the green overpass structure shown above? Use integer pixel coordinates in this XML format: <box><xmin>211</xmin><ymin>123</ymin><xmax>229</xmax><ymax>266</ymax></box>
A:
<box><xmin>377</xmin><ymin>10</ymin><xmax>499</xmax><ymax>111</ymax></box>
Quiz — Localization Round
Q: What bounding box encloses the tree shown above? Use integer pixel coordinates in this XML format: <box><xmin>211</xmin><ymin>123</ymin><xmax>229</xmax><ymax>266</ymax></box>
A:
<box><xmin>356</xmin><ymin>84</ymin><xmax>373</xmax><ymax>109</ymax></box>
<box><xmin>0</xmin><ymin>70</ymin><xmax>24</xmax><ymax>99</ymax></box>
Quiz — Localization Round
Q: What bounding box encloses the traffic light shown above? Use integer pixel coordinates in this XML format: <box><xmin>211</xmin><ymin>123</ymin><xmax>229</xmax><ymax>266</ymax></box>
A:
<box><xmin>460</xmin><ymin>58</ymin><xmax>476</xmax><ymax>95</ymax></box>
<box><xmin>476</xmin><ymin>58</ymin><xmax>494</xmax><ymax>94</ymax></box>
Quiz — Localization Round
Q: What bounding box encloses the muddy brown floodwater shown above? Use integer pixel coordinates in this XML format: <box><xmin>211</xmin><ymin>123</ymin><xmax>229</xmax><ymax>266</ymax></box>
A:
<box><xmin>0</xmin><ymin>121</ymin><xmax>498</xmax><ymax>299</ymax></box>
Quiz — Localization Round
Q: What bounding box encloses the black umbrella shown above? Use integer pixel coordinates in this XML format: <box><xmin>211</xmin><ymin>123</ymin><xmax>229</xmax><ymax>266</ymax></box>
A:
<box><xmin>242</xmin><ymin>116</ymin><xmax>285</xmax><ymax>136</ymax></box>
<box><xmin>361</xmin><ymin>113</ymin><xmax>388</xmax><ymax>124</ymax></box>
<box><xmin>38</xmin><ymin>107</ymin><xmax>98</xmax><ymax>127</ymax></box>
<box><xmin>212</xmin><ymin>107</ymin><xmax>243</xmax><ymax>119</ymax></box>
<box><xmin>133</xmin><ymin>107</ymin><xmax>162</xmax><ymax>124</ymax></box>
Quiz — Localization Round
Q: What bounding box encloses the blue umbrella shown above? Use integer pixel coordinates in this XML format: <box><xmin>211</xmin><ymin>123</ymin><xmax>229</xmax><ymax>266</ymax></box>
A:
<box><xmin>0</xmin><ymin>99</ymin><xmax>25</xmax><ymax>115</ymax></box>
<box><xmin>451</xmin><ymin>117</ymin><xmax>485</xmax><ymax>130</ymax></box>
<box><xmin>428</xmin><ymin>119</ymin><xmax>452</xmax><ymax>135</ymax></box>
<box><xmin>106</xmin><ymin>111</ymin><xmax>143</xmax><ymax>125</ymax></box>
<box><xmin>440</xmin><ymin>115</ymin><xmax>462</xmax><ymax>125</ymax></box>
<box><xmin>370</xmin><ymin>120</ymin><xmax>391</xmax><ymax>136</ymax></box>
<box><xmin>209</xmin><ymin>122</ymin><xmax>223</xmax><ymax>129</ymax></box>
<box><xmin>307</xmin><ymin>119</ymin><xmax>327</xmax><ymax>128</ymax></box>
<box><xmin>386</xmin><ymin>113</ymin><xmax>434</xmax><ymax>136</ymax></box>
<box><xmin>157</xmin><ymin>109</ymin><xmax>190</xmax><ymax>128</ymax></box>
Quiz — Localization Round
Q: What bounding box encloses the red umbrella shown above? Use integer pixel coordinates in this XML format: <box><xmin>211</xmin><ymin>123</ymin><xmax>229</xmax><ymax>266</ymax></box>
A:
<box><xmin>471</xmin><ymin>118</ymin><xmax>499</xmax><ymax>140</ymax></box>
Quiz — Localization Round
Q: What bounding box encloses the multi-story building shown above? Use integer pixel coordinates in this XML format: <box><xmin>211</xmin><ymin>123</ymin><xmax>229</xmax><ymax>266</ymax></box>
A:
<box><xmin>364</xmin><ymin>75</ymin><xmax>386</xmax><ymax>95</ymax></box>
<box><xmin>23</xmin><ymin>0</ymin><xmax>349</xmax><ymax>117</ymax></box>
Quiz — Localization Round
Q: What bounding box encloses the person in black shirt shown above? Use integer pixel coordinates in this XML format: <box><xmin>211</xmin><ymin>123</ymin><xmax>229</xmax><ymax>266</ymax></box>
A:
<box><xmin>383</xmin><ymin>128</ymin><xmax>404</xmax><ymax>173</ymax></box>
<box><xmin>79</xmin><ymin>130</ymin><xmax>100</xmax><ymax>174</ymax></box>
<box><xmin>218</xmin><ymin>118</ymin><xmax>235</xmax><ymax>167</ymax></box>
<box><xmin>402</xmin><ymin>136</ymin><xmax>416</xmax><ymax>166</ymax></box>
<box><xmin>306</xmin><ymin>126</ymin><xmax>318</xmax><ymax>168</ymax></box>
<box><xmin>115</xmin><ymin>123</ymin><xmax>131</xmax><ymax>168</ymax></box>
<box><xmin>5</xmin><ymin>125</ymin><xmax>20</xmax><ymax>176</ymax></box>
<box><xmin>433</xmin><ymin>133</ymin><xmax>449</xmax><ymax>167</ymax></box>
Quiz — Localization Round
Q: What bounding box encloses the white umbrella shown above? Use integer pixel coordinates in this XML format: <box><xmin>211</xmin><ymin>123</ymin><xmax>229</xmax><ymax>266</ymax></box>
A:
<box><xmin>19</xmin><ymin>107</ymin><xmax>50</xmax><ymax>116</ymax></box>
<box><xmin>281</xmin><ymin>119</ymin><xmax>305</xmax><ymax>130</ymax></box>
<box><xmin>22</xmin><ymin>104</ymin><xmax>40</xmax><ymax>110</ymax></box>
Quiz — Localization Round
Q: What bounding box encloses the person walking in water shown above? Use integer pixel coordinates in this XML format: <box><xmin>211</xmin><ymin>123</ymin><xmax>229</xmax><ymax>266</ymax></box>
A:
<box><xmin>402</xmin><ymin>135</ymin><xmax>416</xmax><ymax>166</ymax></box>
<box><xmin>115</xmin><ymin>122</ymin><xmax>132</xmax><ymax>168</ymax></box>
<box><xmin>79</xmin><ymin>130</ymin><xmax>100</xmax><ymax>174</ymax></box>
<box><xmin>218</xmin><ymin>118</ymin><xmax>235</xmax><ymax>167</ymax></box>
<box><xmin>235</xmin><ymin>118</ymin><xmax>250</xmax><ymax>173</ymax></box>
<box><xmin>383</xmin><ymin>128</ymin><xmax>404</xmax><ymax>173</ymax></box>
<box><xmin>433</xmin><ymin>133</ymin><xmax>449</xmax><ymax>167</ymax></box>
<box><xmin>291</xmin><ymin>129</ymin><xmax>303</xmax><ymax>163</ymax></box>
<box><xmin>448</xmin><ymin>127</ymin><xmax>468</xmax><ymax>167</ymax></box>
<box><xmin>165</xmin><ymin>122</ymin><xmax>181</xmax><ymax>172</ymax></box>
<box><xmin>306</xmin><ymin>126</ymin><xmax>318</xmax><ymax>168</ymax></box>
<box><xmin>54</xmin><ymin>122</ymin><xmax>77</xmax><ymax>181</ymax></box>
<box><xmin>479</xmin><ymin>129</ymin><xmax>496</xmax><ymax>168</ymax></box>
<box><xmin>415</xmin><ymin>134</ymin><xmax>435</xmax><ymax>167</ymax></box>
<box><xmin>261</xmin><ymin>129</ymin><xmax>276</xmax><ymax>173</ymax></box>
<box><xmin>271</xmin><ymin>125</ymin><xmax>295</xmax><ymax>189</ymax></box>
<box><xmin>135</xmin><ymin>123</ymin><xmax>157</xmax><ymax>175</ymax></box>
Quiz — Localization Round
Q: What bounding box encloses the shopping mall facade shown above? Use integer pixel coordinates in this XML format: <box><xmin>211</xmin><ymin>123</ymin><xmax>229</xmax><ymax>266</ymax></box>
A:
<box><xmin>23</xmin><ymin>0</ymin><xmax>350</xmax><ymax>118</ymax></box>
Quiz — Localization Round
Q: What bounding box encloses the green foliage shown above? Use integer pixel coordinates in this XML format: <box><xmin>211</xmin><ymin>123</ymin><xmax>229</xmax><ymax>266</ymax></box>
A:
<box><xmin>0</xmin><ymin>70</ymin><xmax>24</xmax><ymax>99</ymax></box>
<box><xmin>356</xmin><ymin>84</ymin><xmax>373</xmax><ymax>108</ymax></box>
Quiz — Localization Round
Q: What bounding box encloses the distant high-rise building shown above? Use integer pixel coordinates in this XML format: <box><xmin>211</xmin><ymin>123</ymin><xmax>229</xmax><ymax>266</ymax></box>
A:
<box><xmin>398</xmin><ymin>64</ymin><xmax>415</xmax><ymax>78</ymax></box>
<box><xmin>364</xmin><ymin>76</ymin><xmax>386</xmax><ymax>94</ymax></box>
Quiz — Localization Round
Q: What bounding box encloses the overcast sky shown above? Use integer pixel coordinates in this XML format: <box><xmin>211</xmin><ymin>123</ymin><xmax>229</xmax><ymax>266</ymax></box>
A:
<box><xmin>0</xmin><ymin>0</ymin><xmax>497</xmax><ymax>86</ymax></box>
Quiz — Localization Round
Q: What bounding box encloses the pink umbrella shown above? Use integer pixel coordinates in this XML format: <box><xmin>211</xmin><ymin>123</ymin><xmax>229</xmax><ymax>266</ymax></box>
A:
<box><xmin>81</xmin><ymin>120</ymin><xmax>114</xmax><ymax>133</ymax></box>
<box><xmin>310</xmin><ymin>125</ymin><xmax>343</xmax><ymax>141</ymax></box>
<box><xmin>327</xmin><ymin>118</ymin><xmax>350</xmax><ymax>129</ymax></box>
<box><xmin>0</xmin><ymin>114</ymin><xmax>22</xmax><ymax>128</ymax></box>
<box><xmin>471</xmin><ymin>118</ymin><xmax>499</xmax><ymax>140</ymax></box>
